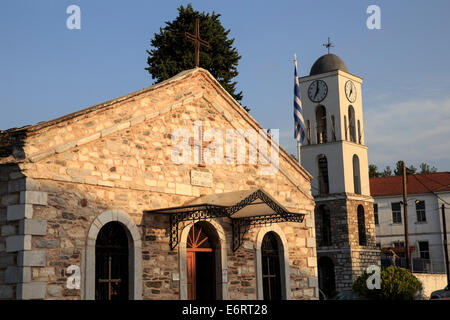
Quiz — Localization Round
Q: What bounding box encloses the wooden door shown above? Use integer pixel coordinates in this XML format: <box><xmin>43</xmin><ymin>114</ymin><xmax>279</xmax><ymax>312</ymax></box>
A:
<box><xmin>187</xmin><ymin>251</ymin><xmax>196</xmax><ymax>299</ymax></box>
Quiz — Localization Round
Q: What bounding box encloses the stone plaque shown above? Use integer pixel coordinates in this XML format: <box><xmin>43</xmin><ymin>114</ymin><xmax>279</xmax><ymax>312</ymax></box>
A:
<box><xmin>190</xmin><ymin>170</ymin><xmax>213</xmax><ymax>188</ymax></box>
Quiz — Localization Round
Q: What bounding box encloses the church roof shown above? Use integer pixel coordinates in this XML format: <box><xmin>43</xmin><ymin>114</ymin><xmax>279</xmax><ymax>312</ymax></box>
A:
<box><xmin>310</xmin><ymin>53</ymin><xmax>349</xmax><ymax>76</ymax></box>
<box><xmin>370</xmin><ymin>172</ymin><xmax>450</xmax><ymax>197</ymax></box>
<box><xmin>0</xmin><ymin>67</ymin><xmax>313</xmax><ymax>190</ymax></box>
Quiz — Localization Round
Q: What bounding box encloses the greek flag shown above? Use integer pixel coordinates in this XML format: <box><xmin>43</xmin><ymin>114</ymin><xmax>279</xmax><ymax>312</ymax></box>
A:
<box><xmin>294</xmin><ymin>54</ymin><xmax>306</xmax><ymax>143</ymax></box>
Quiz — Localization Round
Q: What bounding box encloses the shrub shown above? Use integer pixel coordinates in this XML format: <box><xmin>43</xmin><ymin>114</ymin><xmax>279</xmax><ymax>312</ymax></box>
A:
<box><xmin>352</xmin><ymin>266</ymin><xmax>423</xmax><ymax>300</ymax></box>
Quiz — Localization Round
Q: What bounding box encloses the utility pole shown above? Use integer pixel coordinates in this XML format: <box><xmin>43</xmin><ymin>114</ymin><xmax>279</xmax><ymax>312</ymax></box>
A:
<box><xmin>402</xmin><ymin>161</ymin><xmax>411</xmax><ymax>270</ymax></box>
<box><xmin>442</xmin><ymin>204</ymin><xmax>450</xmax><ymax>287</ymax></box>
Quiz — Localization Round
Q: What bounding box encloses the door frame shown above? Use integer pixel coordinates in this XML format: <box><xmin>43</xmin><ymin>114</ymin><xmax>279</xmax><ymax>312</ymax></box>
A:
<box><xmin>179</xmin><ymin>219</ymin><xmax>228</xmax><ymax>300</ymax></box>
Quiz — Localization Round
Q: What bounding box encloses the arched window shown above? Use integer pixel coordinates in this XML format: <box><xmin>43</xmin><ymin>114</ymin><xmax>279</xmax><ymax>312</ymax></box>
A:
<box><xmin>317</xmin><ymin>155</ymin><xmax>329</xmax><ymax>194</ymax></box>
<box><xmin>318</xmin><ymin>205</ymin><xmax>332</xmax><ymax>246</ymax></box>
<box><xmin>261</xmin><ymin>232</ymin><xmax>283</xmax><ymax>300</ymax></box>
<box><xmin>352</xmin><ymin>154</ymin><xmax>361</xmax><ymax>194</ymax></box>
<box><xmin>306</xmin><ymin>120</ymin><xmax>311</xmax><ymax>145</ymax></box>
<box><xmin>348</xmin><ymin>106</ymin><xmax>356</xmax><ymax>142</ymax></box>
<box><xmin>318</xmin><ymin>257</ymin><xmax>336</xmax><ymax>299</ymax></box>
<box><xmin>357</xmin><ymin>120</ymin><xmax>362</xmax><ymax>144</ymax></box>
<box><xmin>357</xmin><ymin>205</ymin><xmax>367</xmax><ymax>246</ymax></box>
<box><xmin>344</xmin><ymin>116</ymin><xmax>348</xmax><ymax>140</ymax></box>
<box><xmin>96</xmin><ymin>222</ymin><xmax>129</xmax><ymax>300</ymax></box>
<box><xmin>316</xmin><ymin>105</ymin><xmax>327</xmax><ymax>143</ymax></box>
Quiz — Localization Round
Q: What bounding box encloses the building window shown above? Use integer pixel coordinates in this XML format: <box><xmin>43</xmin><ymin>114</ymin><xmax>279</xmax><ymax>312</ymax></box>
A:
<box><xmin>316</xmin><ymin>105</ymin><xmax>327</xmax><ymax>144</ymax></box>
<box><xmin>418</xmin><ymin>241</ymin><xmax>430</xmax><ymax>259</ymax></box>
<box><xmin>261</xmin><ymin>232</ymin><xmax>283</xmax><ymax>300</ymax></box>
<box><xmin>352</xmin><ymin>155</ymin><xmax>361</xmax><ymax>194</ymax></box>
<box><xmin>416</xmin><ymin>200</ymin><xmax>426</xmax><ymax>223</ymax></box>
<box><xmin>318</xmin><ymin>205</ymin><xmax>332</xmax><ymax>246</ymax></box>
<box><xmin>374</xmin><ymin>203</ymin><xmax>379</xmax><ymax>225</ymax></box>
<box><xmin>376</xmin><ymin>243</ymin><xmax>381</xmax><ymax>249</ymax></box>
<box><xmin>357</xmin><ymin>205</ymin><xmax>367</xmax><ymax>246</ymax></box>
<box><xmin>391</xmin><ymin>202</ymin><xmax>402</xmax><ymax>224</ymax></box>
<box><xmin>348</xmin><ymin>106</ymin><xmax>356</xmax><ymax>142</ymax></box>
<box><xmin>317</xmin><ymin>155</ymin><xmax>329</xmax><ymax>195</ymax></box>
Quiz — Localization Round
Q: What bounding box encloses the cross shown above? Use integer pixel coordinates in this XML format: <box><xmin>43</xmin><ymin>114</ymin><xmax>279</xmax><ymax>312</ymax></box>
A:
<box><xmin>185</xmin><ymin>18</ymin><xmax>210</xmax><ymax>67</ymax></box>
<box><xmin>322</xmin><ymin>37</ymin><xmax>334</xmax><ymax>54</ymax></box>
<box><xmin>98</xmin><ymin>256</ymin><xmax>121</xmax><ymax>300</ymax></box>
<box><xmin>190</xmin><ymin>125</ymin><xmax>212</xmax><ymax>167</ymax></box>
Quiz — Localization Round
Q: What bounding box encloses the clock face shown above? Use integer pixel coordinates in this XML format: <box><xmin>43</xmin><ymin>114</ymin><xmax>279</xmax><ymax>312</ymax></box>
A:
<box><xmin>345</xmin><ymin>80</ymin><xmax>357</xmax><ymax>103</ymax></box>
<box><xmin>308</xmin><ymin>80</ymin><xmax>328</xmax><ymax>103</ymax></box>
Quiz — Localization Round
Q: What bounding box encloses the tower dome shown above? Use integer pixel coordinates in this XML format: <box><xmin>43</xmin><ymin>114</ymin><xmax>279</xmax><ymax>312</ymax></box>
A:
<box><xmin>310</xmin><ymin>54</ymin><xmax>348</xmax><ymax>76</ymax></box>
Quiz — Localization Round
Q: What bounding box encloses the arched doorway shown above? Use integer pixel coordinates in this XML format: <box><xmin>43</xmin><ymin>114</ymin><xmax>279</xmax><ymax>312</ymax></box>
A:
<box><xmin>318</xmin><ymin>256</ymin><xmax>336</xmax><ymax>299</ymax></box>
<box><xmin>186</xmin><ymin>222</ymin><xmax>219</xmax><ymax>300</ymax></box>
<box><xmin>95</xmin><ymin>222</ymin><xmax>129</xmax><ymax>300</ymax></box>
<box><xmin>261</xmin><ymin>232</ymin><xmax>282</xmax><ymax>300</ymax></box>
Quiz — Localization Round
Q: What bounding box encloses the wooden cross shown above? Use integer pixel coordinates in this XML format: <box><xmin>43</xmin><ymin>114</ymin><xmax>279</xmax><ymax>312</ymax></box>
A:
<box><xmin>185</xmin><ymin>18</ymin><xmax>210</xmax><ymax>67</ymax></box>
<box><xmin>322</xmin><ymin>37</ymin><xmax>334</xmax><ymax>54</ymax></box>
<box><xmin>98</xmin><ymin>256</ymin><xmax>121</xmax><ymax>300</ymax></box>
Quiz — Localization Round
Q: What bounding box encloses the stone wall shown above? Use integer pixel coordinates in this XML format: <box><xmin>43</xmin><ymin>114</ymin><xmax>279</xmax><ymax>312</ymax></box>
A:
<box><xmin>0</xmin><ymin>69</ymin><xmax>318</xmax><ymax>300</ymax></box>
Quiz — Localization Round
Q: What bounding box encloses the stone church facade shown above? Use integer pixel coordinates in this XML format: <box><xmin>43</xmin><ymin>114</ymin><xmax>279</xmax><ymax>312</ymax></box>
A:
<box><xmin>0</xmin><ymin>68</ymin><xmax>318</xmax><ymax>300</ymax></box>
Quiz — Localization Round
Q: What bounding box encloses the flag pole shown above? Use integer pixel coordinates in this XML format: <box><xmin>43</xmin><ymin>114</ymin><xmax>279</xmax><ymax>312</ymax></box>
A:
<box><xmin>297</xmin><ymin>139</ymin><xmax>301</xmax><ymax>164</ymax></box>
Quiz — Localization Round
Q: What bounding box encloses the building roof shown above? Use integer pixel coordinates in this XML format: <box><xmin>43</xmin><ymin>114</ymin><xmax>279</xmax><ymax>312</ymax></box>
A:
<box><xmin>370</xmin><ymin>172</ymin><xmax>450</xmax><ymax>197</ymax></box>
<box><xmin>310</xmin><ymin>54</ymin><xmax>349</xmax><ymax>76</ymax></box>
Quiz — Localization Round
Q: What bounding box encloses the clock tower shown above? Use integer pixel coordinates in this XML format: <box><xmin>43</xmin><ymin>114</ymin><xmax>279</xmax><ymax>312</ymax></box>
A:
<box><xmin>299</xmin><ymin>53</ymin><xmax>380</xmax><ymax>298</ymax></box>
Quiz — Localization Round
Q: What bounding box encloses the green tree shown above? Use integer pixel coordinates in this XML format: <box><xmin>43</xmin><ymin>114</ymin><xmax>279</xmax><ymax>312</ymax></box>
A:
<box><xmin>352</xmin><ymin>266</ymin><xmax>423</xmax><ymax>300</ymax></box>
<box><xmin>394</xmin><ymin>161</ymin><xmax>417</xmax><ymax>175</ymax></box>
<box><xmin>419</xmin><ymin>162</ymin><xmax>438</xmax><ymax>174</ymax></box>
<box><xmin>369</xmin><ymin>164</ymin><xmax>380</xmax><ymax>178</ymax></box>
<box><xmin>381</xmin><ymin>166</ymin><xmax>392</xmax><ymax>177</ymax></box>
<box><xmin>146</xmin><ymin>4</ymin><xmax>248</xmax><ymax>110</ymax></box>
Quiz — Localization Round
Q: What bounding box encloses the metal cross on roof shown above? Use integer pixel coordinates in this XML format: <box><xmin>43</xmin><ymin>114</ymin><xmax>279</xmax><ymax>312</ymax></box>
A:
<box><xmin>185</xmin><ymin>18</ymin><xmax>210</xmax><ymax>67</ymax></box>
<box><xmin>322</xmin><ymin>37</ymin><xmax>334</xmax><ymax>54</ymax></box>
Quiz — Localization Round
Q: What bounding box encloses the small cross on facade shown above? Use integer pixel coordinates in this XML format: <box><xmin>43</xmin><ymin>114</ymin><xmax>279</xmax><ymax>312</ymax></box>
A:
<box><xmin>322</xmin><ymin>37</ymin><xmax>334</xmax><ymax>54</ymax></box>
<box><xmin>185</xmin><ymin>18</ymin><xmax>210</xmax><ymax>67</ymax></box>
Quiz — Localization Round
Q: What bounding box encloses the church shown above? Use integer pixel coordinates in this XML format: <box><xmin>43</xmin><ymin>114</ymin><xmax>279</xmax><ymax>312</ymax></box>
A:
<box><xmin>298</xmin><ymin>53</ymin><xmax>380</xmax><ymax>298</ymax></box>
<box><xmin>0</xmin><ymin>68</ymin><xmax>318</xmax><ymax>300</ymax></box>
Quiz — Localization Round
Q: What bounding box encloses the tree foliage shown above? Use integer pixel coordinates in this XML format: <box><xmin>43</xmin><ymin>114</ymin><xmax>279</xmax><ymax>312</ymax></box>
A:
<box><xmin>369</xmin><ymin>161</ymin><xmax>436</xmax><ymax>178</ymax></box>
<box><xmin>352</xmin><ymin>266</ymin><xmax>423</xmax><ymax>300</ymax></box>
<box><xmin>146</xmin><ymin>4</ymin><xmax>247</xmax><ymax>110</ymax></box>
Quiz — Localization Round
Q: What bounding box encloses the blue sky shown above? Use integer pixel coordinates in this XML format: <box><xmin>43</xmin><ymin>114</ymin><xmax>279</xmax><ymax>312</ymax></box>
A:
<box><xmin>1</xmin><ymin>1</ymin><xmax>449</xmax><ymax>171</ymax></box>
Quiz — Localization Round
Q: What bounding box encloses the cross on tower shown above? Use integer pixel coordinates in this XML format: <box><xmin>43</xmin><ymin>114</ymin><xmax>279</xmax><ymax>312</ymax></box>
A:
<box><xmin>98</xmin><ymin>256</ymin><xmax>121</xmax><ymax>300</ymax></box>
<box><xmin>185</xmin><ymin>18</ymin><xmax>210</xmax><ymax>67</ymax></box>
<box><xmin>322</xmin><ymin>37</ymin><xmax>334</xmax><ymax>54</ymax></box>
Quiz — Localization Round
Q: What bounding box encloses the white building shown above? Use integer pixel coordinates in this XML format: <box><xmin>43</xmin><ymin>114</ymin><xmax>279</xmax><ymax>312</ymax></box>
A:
<box><xmin>370</xmin><ymin>172</ymin><xmax>450</xmax><ymax>274</ymax></box>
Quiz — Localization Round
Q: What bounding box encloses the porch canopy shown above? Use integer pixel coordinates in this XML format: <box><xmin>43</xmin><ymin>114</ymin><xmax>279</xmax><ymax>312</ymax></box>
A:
<box><xmin>145</xmin><ymin>188</ymin><xmax>306</xmax><ymax>251</ymax></box>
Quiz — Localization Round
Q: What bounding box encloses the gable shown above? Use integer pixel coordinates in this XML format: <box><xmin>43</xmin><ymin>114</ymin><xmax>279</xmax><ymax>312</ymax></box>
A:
<box><xmin>3</xmin><ymin>68</ymin><xmax>314</xmax><ymax>205</ymax></box>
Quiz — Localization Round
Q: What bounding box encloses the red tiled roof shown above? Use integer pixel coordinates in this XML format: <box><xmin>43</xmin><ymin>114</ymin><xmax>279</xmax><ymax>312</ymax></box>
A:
<box><xmin>370</xmin><ymin>172</ymin><xmax>450</xmax><ymax>197</ymax></box>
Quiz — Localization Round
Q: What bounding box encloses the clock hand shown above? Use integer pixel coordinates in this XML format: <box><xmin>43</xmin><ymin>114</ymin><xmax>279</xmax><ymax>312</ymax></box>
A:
<box><xmin>314</xmin><ymin>82</ymin><xmax>319</xmax><ymax>98</ymax></box>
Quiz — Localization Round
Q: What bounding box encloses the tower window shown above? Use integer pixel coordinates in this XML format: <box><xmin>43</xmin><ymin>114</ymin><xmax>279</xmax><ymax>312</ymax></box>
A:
<box><xmin>348</xmin><ymin>106</ymin><xmax>356</xmax><ymax>142</ymax></box>
<box><xmin>316</xmin><ymin>105</ymin><xmax>327</xmax><ymax>144</ymax></box>
<box><xmin>374</xmin><ymin>203</ymin><xmax>379</xmax><ymax>225</ymax></box>
<box><xmin>306</xmin><ymin>120</ymin><xmax>311</xmax><ymax>145</ymax></box>
<box><xmin>318</xmin><ymin>205</ymin><xmax>332</xmax><ymax>246</ymax></box>
<box><xmin>357</xmin><ymin>205</ymin><xmax>367</xmax><ymax>246</ymax></box>
<box><xmin>357</xmin><ymin>120</ymin><xmax>362</xmax><ymax>144</ymax></box>
<box><xmin>317</xmin><ymin>155</ymin><xmax>329</xmax><ymax>195</ymax></box>
<box><xmin>344</xmin><ymin>116</ymin><xmax>348</xmax><ymax>140</ymax></box>
<box><xmin>352</xmin><ymin>154</ymin><xmax>361</xmax><ymax>194</ymax></box>
<box><xmin>331</xmin><ymin>115</ymin><xmax>336</xmax><ymax>141</ymax></box>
